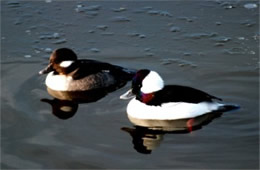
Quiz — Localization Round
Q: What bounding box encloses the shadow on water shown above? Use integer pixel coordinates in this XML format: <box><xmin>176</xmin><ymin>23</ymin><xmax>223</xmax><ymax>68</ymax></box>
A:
<box><xmin>122</xmin><ymin>111</ymin><xmax>223</xmax><ymax>154</ymax></box>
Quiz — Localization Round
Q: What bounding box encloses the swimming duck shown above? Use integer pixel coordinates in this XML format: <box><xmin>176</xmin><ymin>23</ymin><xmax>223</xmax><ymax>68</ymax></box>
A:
<box><xmin>120</xmin><ymin>69</ymin><xmax>239</xmax><ymax>120</ymax></box>
<box><xmin>39</xmin><ymin>48</ymin><xmax>136</xmax><ymax>91</ymax></box>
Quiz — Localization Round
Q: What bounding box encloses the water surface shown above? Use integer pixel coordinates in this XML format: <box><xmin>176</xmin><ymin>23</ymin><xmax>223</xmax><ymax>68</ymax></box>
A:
<box><xmin>1</xmin><ymin>1</ymin><xmax>259</xmax><ymax>169</ymax></box>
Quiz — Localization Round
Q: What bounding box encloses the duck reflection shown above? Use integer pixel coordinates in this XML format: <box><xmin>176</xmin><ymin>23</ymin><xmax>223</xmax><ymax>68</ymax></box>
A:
<box><xmin>41</xmin><ymin>86</ymin><xmax>118</xmax><ymax>119</ymax></box>
<box><xmin>41</xmin><ymin>98</ymin><xmax>78</xmax><ymax>119</ymax></box>
<box><xmin>122</xmin><ymin>111</ymin><xmax>222</xmax><ymax>154</ymax></box>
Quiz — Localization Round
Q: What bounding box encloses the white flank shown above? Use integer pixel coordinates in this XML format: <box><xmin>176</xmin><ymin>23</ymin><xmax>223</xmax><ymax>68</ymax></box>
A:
<box><xmin>59</xmin><ymin>60</ymin><xmax>74</xmax><ymax>68</ymax></box>
<box><xmin>126</xmin><ymin>98</ymin><xmax>223</xmax><ymax>120</ymax></box>
<box><xmin>45</xmin><ymin>72</ymin><xmax>73</xmax><ymax>91</ymax></box>
<box><xmin>141</xmin><ymin>71</ymin><xmax>164</xmax><ymax>93</ymax></box>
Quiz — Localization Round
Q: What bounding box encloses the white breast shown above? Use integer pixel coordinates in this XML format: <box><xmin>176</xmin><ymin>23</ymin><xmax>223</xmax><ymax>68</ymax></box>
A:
<box><xmin>45</xmin><ymin>72</ymin><xmax>73</xmax><ymax>91</ymax></box>
<box><xmin>126</xmin><ymin>98</ymin><xmax>223</xmax><ymax>120</ymax></box>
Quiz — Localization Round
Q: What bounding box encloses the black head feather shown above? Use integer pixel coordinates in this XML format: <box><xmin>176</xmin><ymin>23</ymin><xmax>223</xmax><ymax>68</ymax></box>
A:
<box><xmin>131</xmin><ymin>69</ymin><xmax>150</xmax><ymax>94</ymax></box>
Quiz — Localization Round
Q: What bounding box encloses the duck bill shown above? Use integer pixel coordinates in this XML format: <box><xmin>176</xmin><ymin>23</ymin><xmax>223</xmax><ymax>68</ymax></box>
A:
<box><xmin>120</xmin><ymin>89</ymin><xmax>135</xmax><ymax>100</ymax></box>
<box><xmin>39</xmin><ymin>63</ymin><xmax>53</xmax><ymax>75</ymax></box>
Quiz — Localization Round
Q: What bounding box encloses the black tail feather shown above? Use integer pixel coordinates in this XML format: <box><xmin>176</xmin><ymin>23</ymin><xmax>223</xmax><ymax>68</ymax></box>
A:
<box><xmin>113</xmin><ymin>66</ymin><xmax>137</xmax><ymax>81</ymax></box>
<box><xmin>218</xmin><ymin>104</ymin><xmax>240</xmax><ymax>112</ymax></box>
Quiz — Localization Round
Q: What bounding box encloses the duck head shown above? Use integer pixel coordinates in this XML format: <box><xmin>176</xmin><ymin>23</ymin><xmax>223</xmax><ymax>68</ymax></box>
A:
<box><xmin>39</xmin><ymin>48</ymin><xmax>78</xmax><ymax>75</ymax></box>
<box><xmin>120</xmin><ymin>69</ymin><xmax>164</xmax><ymax>99</ymax></box>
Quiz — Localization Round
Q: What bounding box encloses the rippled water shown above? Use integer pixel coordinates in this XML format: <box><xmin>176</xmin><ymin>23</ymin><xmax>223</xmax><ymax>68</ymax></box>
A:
<box><xmin>1</xmin><ymin>1</ymin><xmax>259</xmax><ymax>169</ymax></box>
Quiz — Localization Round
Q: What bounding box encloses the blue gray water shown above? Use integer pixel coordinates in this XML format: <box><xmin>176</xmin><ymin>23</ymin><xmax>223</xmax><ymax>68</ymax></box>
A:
<box><xmin>1</xmin><ymin>1</ymin><xmax>259</xmax><ymax>169</ymax></box>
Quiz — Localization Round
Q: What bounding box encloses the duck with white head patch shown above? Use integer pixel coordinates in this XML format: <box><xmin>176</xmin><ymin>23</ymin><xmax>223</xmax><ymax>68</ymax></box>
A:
<box><xmin>120</xmin><ymin>69</ymin><xmax>239</xmax><ymax>120</ymax></box>
<box><xmin>39</xmin><ymin>48</ymin><xmax>136</xmax><ymax>91</ymax></box>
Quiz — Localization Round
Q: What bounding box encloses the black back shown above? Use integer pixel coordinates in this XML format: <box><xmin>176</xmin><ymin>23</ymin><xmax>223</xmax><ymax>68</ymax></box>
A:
<box><xmin>137</xmin><ymin>85</ymin><xmax>222</xmax><ymax>106</ymax></box>
<box><xmin>69</xmin><ymin>59</ymin><xmax>135</xmax><ymax>81</ymax></box>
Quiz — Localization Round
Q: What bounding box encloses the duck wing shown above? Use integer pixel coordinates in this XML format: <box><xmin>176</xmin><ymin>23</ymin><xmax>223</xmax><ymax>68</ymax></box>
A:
<box><xmin>146</xmin><ymin>85</ymin><xmax>222</xmax><ymax>106</ymax></box>
<box><xmin>71</xmin><ymin>59</ymin><xmax>136</xmax><ymax>80</ymax></box>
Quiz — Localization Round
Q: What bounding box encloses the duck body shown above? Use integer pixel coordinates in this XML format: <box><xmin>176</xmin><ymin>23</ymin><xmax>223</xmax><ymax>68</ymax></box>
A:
<box><xmin>39</xmin><ymin>48</ymin><xmax>136</xmax><ymax>91</ymax></box>
<box><xmin>120</xmin><ymin>69</ymin><xmax>239</xmax><ymax>120</ymax></box>
<box><xmin>126</xmin><ymin>97</ymin><xmax>223</xmax><ymax>120</ymax></box>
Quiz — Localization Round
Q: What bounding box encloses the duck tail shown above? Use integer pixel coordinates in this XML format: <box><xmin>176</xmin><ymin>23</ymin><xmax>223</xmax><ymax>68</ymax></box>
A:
<box><xmin>122</xmin><ymin>68</ymin><xmax>137</xmax><ymax>79</ymax></box>
<box><xmin>113</xmin><ymin>66</ymin><xmax>136</xmax><ymax>81</ymax></box>
<box><xmin>218</xmin><ymin>104</ymin><xmax>240</xmax><ymax>112</ymax></box>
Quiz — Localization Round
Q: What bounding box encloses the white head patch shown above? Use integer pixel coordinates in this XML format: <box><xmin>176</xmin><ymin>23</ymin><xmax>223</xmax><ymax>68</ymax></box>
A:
<box><xmin>141</xmin><ymin>71</ymin><xmax>164</xmax><ymax>93</ymax></box>
<box><xmin>59</xmin><ymin>61</ymin><xmax>74</xmax><ymax>68</ymax></box>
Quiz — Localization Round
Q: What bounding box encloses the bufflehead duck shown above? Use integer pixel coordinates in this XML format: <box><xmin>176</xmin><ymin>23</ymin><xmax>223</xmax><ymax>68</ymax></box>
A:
<box><xmin>39</xmin><ymin>48</ymin><xmax>136</xmax><ymax>91</ymax></box>
<box><xmin>120</xmin><ymin>69</ymin><xmax>239</xmax><ymax>120</ymax></box>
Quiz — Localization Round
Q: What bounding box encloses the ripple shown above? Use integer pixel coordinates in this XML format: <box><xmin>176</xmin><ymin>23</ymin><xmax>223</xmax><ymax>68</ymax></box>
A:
<box><xmin>144</xmin><ymin>48</ymin><xmax>152</xmax><ymax>52</ymax></box>
<box><xmin>160</xmin><ymin>11</ymin><xmax>173</xmax><ymax>17</ymax></box>
<box><xmin>244</xmin><ymin>3</ymin><xmax>258</xmax><ymax>9</ymax></box>
<box><xmin>249</xmin><ymin>51</ymin><xmax>256</xmax><ymax>55</ymax></box>
<box><xmin>127</xmin><ymin>32</ymin><xmax>146</xmax><ymax>39</ymax></box>
<box><xmin>88</xmin><ymin>30</ymin><xmax>95</xmax><ymax>33</ymax></box>
<box><xmin>14</xmin><ymin>19</ymin><xmax>22</xmax><ymax>25</ymax></box>
<box><xmin>85</xmin><ymin>11</ymin><xmax>99</xmax><ymax>17</ymax></box>
<box><xmin>110</xmin><ymin>16</ymin><xmax>131</xmax><ymax>22</ymax></box>
<box><xmin>143</xmin><ymin>6</ymin><xmax>153</xmax><ymax>10</ymax></box>
<box><xmin>145</xmin><ymin>52</ymin><xmax>154</xmax><ymax>57</ymax></box>
<box><xmin>223</xmin><ymin>47</ymin><xmax>247</xmax><ymax>55</ymax></box>
<box><xmin>44</xmin><ymin>48</ymin><xmax>52</xmax><ymax>54</ymax></box>
<box><xmin>25</xmin><ymin>30</ymin><xmax>31</xmax><ymax>35</ymax></box>
<box><xmin>24</xmin><ymin>55</ymin><xmax>32</xmax><ymax>58</ymax></box>
<box><xmin>169</xmin><ymin>26</ymin><xmax>181</xmax><ymax>32</ymax></box>
<box><xmin>85</xmin><ymin>5</ymin><xmax>101</xmax><ymax>11</ymax></box>
<box><xmin>96</xmin><ymin>25</ymin><xmax>108</xmax><ymax>31</ymax></box>
<box><xmin>2</xmin><ymin>153</ymin><xmax>42</xmax><ymax>169</ymax></box>
<box><xmin>215</xmin><ymin>22</ymin><xmax>222</xmax><ymax>26</ymax></box>
<box><xmin>90</xmin><ymin>48</ymin><xmax>100</xmax><ymax>53</ymax></box>
<box><xmin>101</xmin><ymin>32</ymin><xmax>114</xmax><ymax>36</ymax></box>
<box><xmin>214</xmin><ymin>43</ymin><xmax>225</xmax><ymax>47</ymax></box>
<box><xmin>138</xmin><ymin>34</ymin><xmax>146</xmax><ymax>39</ymax></box>
<box><xmin>147</xmin><ymin>10</ymin><xmax>173</xmax><ymax>17</ymax></box>
<box><xmin>160</xmin><ymin>58</ymin><xmax>197</xmax><ymax>68</ymax></box>
<box><xmin>183</xmin><ymin>52</ymin><xmax>192</xmax><ymax>56</ymax></box>
<box><xmin>240</xmin><ymin>20</ymin><xmax>256</xmax><ymax>27</ymax></box>
<box><xmin>177</xmin><ymin>16</ymin><xmax>196</xmax><ymax>22</ymax></box>
<box><xmin>237</xmin><ymin>37</ymin><xmax>246</xmax><ymax>41</ymax></box>
<box><xmin>52</xmin><ymin>38</ymin><xmax>67</xmax><ymax>44</ymax></box>
<box><xmin>6</xmin><ymin>1</ymin><xmax>20</xmax><ymax>8</ymax></box>
<box><xmin>75</xmin><ymin>5</ymin><xmax>101</xmax><ymax>13</ymax></box>
<box><xmin>147</xmin><ymin>10</ymin><xmax>159</xmax><ymax>15</ymax></box>
<box><xmin>132</xmin><ymin>9</ymin><xmax>146</xmax><ymax>14</ymax></box>
<box><xmin>111</xmin><ymin>7</ymin><xmax>127</xmax><ymax>12</ymax></box>
<box><xmin>219</xmin><ymin>1</ymin><xmax>238</xmax><ymax>9</ymax></box>
<box><xmin>127</xmin><ymin>33</ymin><xmax>140</xmax><ymax>37</ymax></box>
<box><xmin>39</xmin><ymin>32</ymin><xmax>61</xmax><ymax>40</ymax></box>
<box><xmin>212</xmin><ymin>36</ymin><xmax>231</xmax><ymax>43</ymax></box>
<box><xmin>185</xmin><ymin>32</ymin><xmax>218</xmax><ymax>39</ymax></box>
<box><xmin>252</xmin><ymin>34</ymin><xmax>260</xmax><ymax>40</ymax></box>
<box><xmin>32</xmin><ymin>46</ymin><xmax>53</xmax><ymax>55</ymax></box>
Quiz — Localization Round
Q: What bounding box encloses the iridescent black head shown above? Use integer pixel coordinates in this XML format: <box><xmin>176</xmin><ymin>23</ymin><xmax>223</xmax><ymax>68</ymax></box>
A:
<box><xmin>120</xmin><ymin>69</ymin><xmax>164</xmax><ymax>100</ymax></box>
<box><xmin>131</xmin><ymin>69</ymin><xmax>150</xmax><ymax>94</ymax></box>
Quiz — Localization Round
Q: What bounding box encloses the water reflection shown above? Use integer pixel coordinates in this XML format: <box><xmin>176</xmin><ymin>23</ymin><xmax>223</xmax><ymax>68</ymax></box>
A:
<box><xmin>41</xmin><ymin>87</ymin><xmax>119</xmax><ymax>119</ymax></box>
<box><xmin>41</xmin><ymin>98</ymin><xmax>78</xmax><ymax>119</ymax></box>
<box><xmin>122</xmin><ymin>112</ymin><xmax>222</xmax><ymax>154</ymax></box>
